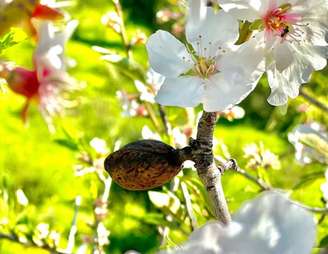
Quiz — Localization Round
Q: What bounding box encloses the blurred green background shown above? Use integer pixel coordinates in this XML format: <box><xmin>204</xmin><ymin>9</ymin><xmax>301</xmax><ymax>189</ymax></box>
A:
<box><xmin>0</xmin><ymin>0</ymin><xmax>327</xmax><ymax>253</ymax></box>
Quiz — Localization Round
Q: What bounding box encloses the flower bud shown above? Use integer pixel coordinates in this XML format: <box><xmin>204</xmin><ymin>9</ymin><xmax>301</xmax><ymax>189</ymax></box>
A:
<box><xmin>104</xmin><ymin>140</ymin><xmax>184</xmax><ymax>190</ymax></box>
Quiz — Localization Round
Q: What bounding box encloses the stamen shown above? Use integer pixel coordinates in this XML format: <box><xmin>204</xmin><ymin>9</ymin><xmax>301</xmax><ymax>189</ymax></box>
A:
<box><xmin>262</xmin><ymin>3</ymin><xmax>302</xmax><ymax>42</ymax></box>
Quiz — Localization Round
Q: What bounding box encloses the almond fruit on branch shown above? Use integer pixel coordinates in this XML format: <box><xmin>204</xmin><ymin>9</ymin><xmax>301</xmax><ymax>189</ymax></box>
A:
<box><xmin>104</xmin><ymin>140</ymin><xmax>191</xmax><ymax>191</ymax></box>
<box><xmin>104</xmin><ymin>112</ymin><xmax>232</xmax><ymax>224</ymax></box>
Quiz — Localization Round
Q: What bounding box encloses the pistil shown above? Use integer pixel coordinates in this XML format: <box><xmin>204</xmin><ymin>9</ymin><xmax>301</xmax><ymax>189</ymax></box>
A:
<box><xmin>194</xmin><ymin>57</ymin><xmax>217</xmax><ymax>79</ymax></box>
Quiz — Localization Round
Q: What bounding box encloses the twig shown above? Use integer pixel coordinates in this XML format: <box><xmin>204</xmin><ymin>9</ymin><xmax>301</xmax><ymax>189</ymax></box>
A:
<box><xmin>219</xmin><ymin>159</ymin><xmax>271</xmax><ymax>191</ymax></box>
<box><xmin>0</xmin><ymin>233</ymin><xmax>69</xmax><ymax>254</ymax></box>
<box><xmin>144</xmin><ymin>102</ymin><xmax>162</xmax><ymax>132</ymax></box>
<box><xmin>158</xmin><ymin>104</ymin><xmax>171</xmax><ymax>136</ymax></box>
<box><xmin>220</xmin><ymin>160</ymin><xmax>328</xmax><ymax>215</ymax></box>
<box><xmin>300</xmin><ymin>88</ymin><xmax>328</xmax><ymax>113</ymax></box>
<box><xmin>190</xmin><ymin>112</ymin><xmax>231</xmax><ymax>224</ymax></box>
<box><xmin>181</xmin><ymin>182</ymin><xmax>197</xmax><ymax>230</ymax></box>
<box><xmin>290</xmin><ymin>200</ymin><xmax>328</xmax><ymax>214</ymax></box>
<box><xmin>65</xmin><ymin>196</ymin><xmax>81</xmax><ymax>253</ymax></box>
<box><xmin>92</xmin><ymin>172</ymin><xmax>112</xmax><ymax>254</ymax></box>
<box><xmin>112</xmin><ymin>0</ymin><xmax>132</xmax><ymax>59</ymax></box>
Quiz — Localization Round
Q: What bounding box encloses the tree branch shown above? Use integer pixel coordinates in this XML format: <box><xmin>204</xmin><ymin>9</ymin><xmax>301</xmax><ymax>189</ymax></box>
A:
<box><xmin>0</xmin><ymin>233</ymin><xmax>69</xmax><ymax>254</ymax></box>
<box><xmin>220</xmin><ymin>159</ymin><xmax>328</xmax><ymax>215</ymax></box>
<box><xmin>112</xmin><ymin>0</ymin><xmax>132</xmax><ymax>59</ymax></box>
<box><xmin>158</xmin><ymin>104</ymin><xmax>171</xmax><ymax>136</ymax></box>
<box><xmin>64</xmin><ymin>197</ymin><xmax>81</xmax><ymax>253</ymax></box>
<box><xmin>219</xmin><ymin>159</ymin><xmax>271</xmax><ymax>191</ymax></box>
<box><xmin>190</xmin><ymin>112</ymin><xmax>231</xmax><ymax>225</ymax></box>
<box><xmin>289</xmin><ymin>200</ymin><xmax>328</xmax><ymax>214</ymax></box>
<box><xmin>300</xmin><ymin>88</ymin><xmax>328</xmax><ymax>113</ymax></box>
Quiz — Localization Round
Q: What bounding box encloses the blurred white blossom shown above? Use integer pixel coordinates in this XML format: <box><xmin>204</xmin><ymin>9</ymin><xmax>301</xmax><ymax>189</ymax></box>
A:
<box><xmin>36</xmin><ymin>223</ymin><xmax>50</xmax><ymax>240</ymax></box>
<box><xmin>172</xmin><ymin>127</ymin><xmax>188</xmax><ymax>148</ymax></box>
<box><xmin>116</xmin><ymin>90</ymin><xmax>147</xmax><ymax>117</ymax></box>
<box><xmin>1</xmin><ymin>19</ymin><xmax>78</xmax><ymax>130</ymax></box>
<box><xmin>134</xmin><ymin>80</ymin><xmax>156</xmax><ymax>103</ymax></box>
<box><xmin>159</xmin><ymin>191</ymin><xmax>316</xmax><ymax>254</ymax></box>
<box><xmin>102</xmin><ymin>11</ymin><xmax>121</xmax><ymax>33</ymax></box>
<box><xmin>244</xmin><ymin>143</ymin><xmax>281</xmax><ymax>170</ymax></box>
<box><xmin>134</xmin><ymin>69</ymin><xmax>165</xmax><ymax>104</ymax></box>
<box><xmin>141</xmin><ymin>125</ymin><xmax>161</xmax><ymax>140</ymax></box>
<box><xmin>96</xmin><ymin>222</ymin><xmax>110</xmax><ymax>247</ymax></box>
<box><xmin>90</xmin><ymin>137</ymin><xmax>109</xmax><ymax>155</ymax></box>
<box><xmin>219</xmin><ymin>106</ymin><xmax>245</xmax><ymax>121</ymax></box>
<box><xmin>15</xmin><ymin>189</ymin><xmax>29</xmax><ymax>206</ymax></box>
<box><xmin>146</xmin><ymin>69</ymin><xmax>165</xmax><ymax>89</ymax></box>
<box><xmin>288</xmin><ymin>122</ymin><xmax>328</xmax><ymax>164</ymax></box>
<box><xmin>35</xmin><ymin>20</ymin><xmax>79</xmax><ymax>124</ymax></box>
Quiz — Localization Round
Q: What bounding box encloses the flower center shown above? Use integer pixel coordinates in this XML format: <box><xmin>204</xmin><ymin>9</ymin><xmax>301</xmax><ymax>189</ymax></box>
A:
<box><xmin>194</xmin><ymin>57</ymin><xmax>217</xmax><ymax>79</ymax></box>
<box><xmin>262</xmin><ymin>3</ymin><xmax>300</xmax><ymax>38</ymax></box>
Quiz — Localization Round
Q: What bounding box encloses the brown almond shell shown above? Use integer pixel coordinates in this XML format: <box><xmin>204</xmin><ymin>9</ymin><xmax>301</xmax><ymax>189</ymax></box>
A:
<box><xmin>104</xmin><ymin>140</ymin><xmax>183</xmax><ymax>191</ymax></box>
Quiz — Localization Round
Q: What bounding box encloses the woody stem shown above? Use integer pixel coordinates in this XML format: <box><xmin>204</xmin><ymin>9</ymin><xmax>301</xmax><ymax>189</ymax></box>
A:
<box><xmin>191</xmin><ymin>111</ymin><xmax>231</xmax><ymax>224</ymax></box>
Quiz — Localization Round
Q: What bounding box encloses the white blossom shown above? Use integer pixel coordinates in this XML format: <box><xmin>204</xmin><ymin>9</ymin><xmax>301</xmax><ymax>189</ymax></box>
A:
<box><xmin>134</xmin><ymin>69</ymin><xmax>165</xmax><ymax>104</ymax></box>
<box><xmin>116</xmin><ymin>90</ymin><xmax>147</xmax><ymax>117</ymax></box>
<box><xmin>141</xmin><ymin>125</ymin><xmax>161</xmax><ymax>140</ymax></box>
<box><xmin>96</xmin><ymin>222</ymin><xmax>110</xmax><ymax>247</ymax></box>
<box><xmin>219</xmin><ymin>0</ymin><xmax>328</xmax><ymax>105</ymax></box>
<box><xmin>146</xmin><ymin>3</ymin><xmax>263</xmax><ymax>112</ymax></box>
<box><xmin>15</xmin><ymin>189</ymin><xmax>29</xmax><ymax>206</ymax></box>
<box><xmin>288</xmin><ymin>122</ymin><xmax>328</xmax><ymax>164</ymax></box>
<box><xmin>90</xmin><ymin>137</ymin><xmax>109</xmax><ymax>155</ymax></box>
<box><xmin>33</xmin><ymin>20</ymin><xmax>78</xmax><ymax>126</ymax></box>
<box><xmin>159</xmin><ymin>191</ymin><xmax>316</xmax><ymax>254</ymax></box>
<box><xmin>134</xmin><ymin>80</ymin><xmax>156</xmax><ymax>103</ymax></box>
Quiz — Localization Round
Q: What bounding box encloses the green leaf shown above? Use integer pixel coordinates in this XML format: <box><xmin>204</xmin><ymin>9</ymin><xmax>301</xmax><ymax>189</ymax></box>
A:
<box><xmin>0</xmin><ymin>28</ymin><xmax>26</xmax><ymax>54</ymax></box>
<box><xmin>319</xmin><ymin>235</ymin><xmax>328</xmax><ymax>248</ymax></box>
<box><xmin>54</xmin><ymin>139</ymin><xmax>79</xmax><ymax>151</ymax></box>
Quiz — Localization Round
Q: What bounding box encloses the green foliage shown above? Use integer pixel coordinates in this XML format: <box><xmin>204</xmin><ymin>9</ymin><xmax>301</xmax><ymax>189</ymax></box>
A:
<box><xmin>0</xmin><ymin>29</ymin><xmax>27</xmax><ymax>54</ymax></box>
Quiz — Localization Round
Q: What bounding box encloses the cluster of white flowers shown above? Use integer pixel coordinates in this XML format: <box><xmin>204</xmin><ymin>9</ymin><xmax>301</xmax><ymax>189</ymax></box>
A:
<box><xmin>146</xmin><ymin>0</ymin><xmax>328</xmax><ymax>112</ymax></box>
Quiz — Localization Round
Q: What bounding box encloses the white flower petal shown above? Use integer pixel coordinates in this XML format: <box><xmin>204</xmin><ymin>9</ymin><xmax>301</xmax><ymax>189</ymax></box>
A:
<box><xmin>220</xmin><ymin>36</ymin><xmax>265</xmax><ymax>84</ymax></box>
<box><xmin>202</xmin><ymin>38</ymin><xmax>264</xmax><ymax>112</ymax></box>
<box><xmin>155</xmin><ymin>76</ymin><xmax>203</xmax><ymax>107</ymax></box>
<box><xmin>202</xmin><ymin>71</ymin><xmax>258</xmax><ymax>112</ymax></box>
<box><xmin>267</xmin><ymin>68</ymin><xmax>290</xmax><ymax>105</ymax></box>
<box><xmin>305</xmin><ymin>23</ymin><xmax>328</xmax><ymax>47</ymax></box>
<box><xmin>35</xmin><ymin>20</ymin><xmax>78</xmax><ymax>64</ymax></box>
<box><xmin>146</xmin><ymin>30</ymin><xmax>193</xmax><ymax>78</ymax></box>
<box><xmin>188</xmin><ymin>0</ymin><xmax>207</xmax><ymax>25</ymax></box>
<box><xmin>186</xmin><ymin>9</ymin><xmax>239</xmax><ymax>56</ymax></box>
<box><xmin>219</xmin><ymin>0</ymin><xmax>261</xmax><ymax>21</ymax></box>
<box><xmin>295</xmin><ymin>44</ymin><xmax>328</xmax><ymax>71</ymax></box>
<box><xmin>160</xmin><ymin>191</ymin><xmax>316</xmax><ymax>254</ymax></box>
<box><xmin>273</xmin><ymin>43</ymin><xmax>295</xmax><ymax>72</ymax></box>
